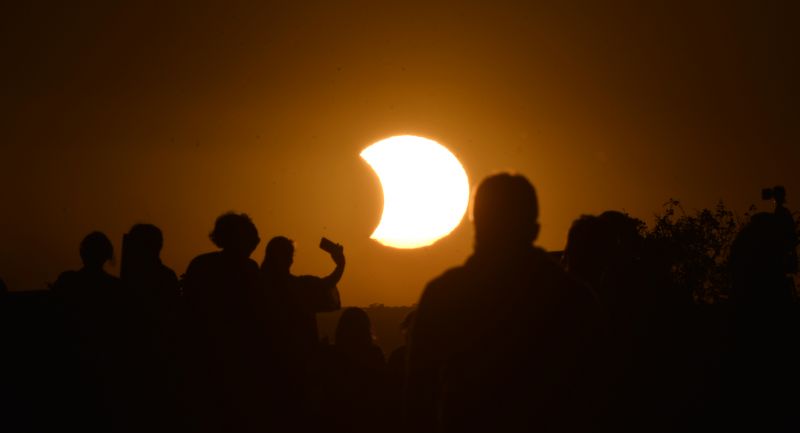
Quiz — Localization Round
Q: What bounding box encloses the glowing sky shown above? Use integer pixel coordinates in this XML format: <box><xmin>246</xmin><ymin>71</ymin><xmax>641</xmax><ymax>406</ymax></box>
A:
<box><xmin>2</xmin><ymin>1</ymin><xmax>798</xmax><ymax>305</ymax></box>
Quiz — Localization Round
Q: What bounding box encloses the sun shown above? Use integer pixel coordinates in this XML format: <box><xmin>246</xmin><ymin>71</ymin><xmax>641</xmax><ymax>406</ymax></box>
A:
<box><xmin>360</xmin><ymin>135</ymin><xmax>470</xmax><ymax>249</ymax></box>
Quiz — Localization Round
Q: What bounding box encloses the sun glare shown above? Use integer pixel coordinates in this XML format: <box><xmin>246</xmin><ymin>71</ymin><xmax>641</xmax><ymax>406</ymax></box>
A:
<box><xmin>360</xmin><ymin>135</ymin><xmax>470</xmax><ymax>249</ymax></box>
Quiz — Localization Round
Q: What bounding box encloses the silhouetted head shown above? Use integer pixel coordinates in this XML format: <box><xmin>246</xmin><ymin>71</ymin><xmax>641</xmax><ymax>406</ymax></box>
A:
<box><xmin>335</xmin><ymin>307</ymin><xmax>374</xmax><ymax>348</ymax></box>
<box><xmin>0</xmin><ymin>278</ymin><xmax>7</xmax><ymax>296</ymax></box>
<box><xmin>563</xmin><ymin>215</ymin><xmax>612</xmax><ymax>287</ymax></box>
<box><xmin>127</xmin><ymin>224</ymin><xmax>164</xmax><ymax>261</ymax></box>
<box><xmin>80</xmin><ymin>231</ymin><xmax>114</xmax><ymax>270</ymax></box>
<box><xmin>262</xmin><ymin>236</ymin><xmax>295</xmax><ymax>274</ymax></box>
<box><xmin>598</xmin><ymin>210</ymin><xmax>645</xmax><ymax>262</ymax></box>
<box><xmin>472</xmin><ymin>173</ymin><xmax>540</xmax><ymax>252</ymax></box>
<box><xmin>730</xmin><ymin>212</ymin><xmax>789</xmax><ymax>304</ymax></box>
<box><xmin>209</xmin><ymin>212</ymin><xmax>260</xmax><ymax>258</ymax></box>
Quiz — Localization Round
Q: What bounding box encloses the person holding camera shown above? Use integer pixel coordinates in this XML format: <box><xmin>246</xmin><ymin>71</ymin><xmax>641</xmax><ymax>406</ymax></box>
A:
<box><xmin>261</xmin><ymin>236</ymin><xmax>345</xmax><ymax>365</ymax></box>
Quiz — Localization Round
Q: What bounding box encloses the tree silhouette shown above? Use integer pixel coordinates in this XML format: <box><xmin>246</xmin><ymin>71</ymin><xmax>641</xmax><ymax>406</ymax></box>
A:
<box><xmin>645</xmin><ymin>199</ymin><xmax>745</xmax><ymax>303</ymax></box>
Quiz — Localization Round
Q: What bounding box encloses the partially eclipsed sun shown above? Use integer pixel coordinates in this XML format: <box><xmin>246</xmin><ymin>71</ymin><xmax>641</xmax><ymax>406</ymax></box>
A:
<box><xmin>360</xmin><ymin>135</ymin><xmax>470</xmax><ymax>249</ymax></box>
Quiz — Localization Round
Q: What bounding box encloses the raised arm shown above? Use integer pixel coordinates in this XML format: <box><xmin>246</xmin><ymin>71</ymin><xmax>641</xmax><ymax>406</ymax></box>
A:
<box><xmin>321</xmin><ymin>246</ymin><xmax>345</xmax><ymax>287</ymax></box>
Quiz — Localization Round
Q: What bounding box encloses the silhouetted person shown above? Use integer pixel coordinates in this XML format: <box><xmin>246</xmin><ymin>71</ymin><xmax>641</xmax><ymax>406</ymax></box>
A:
<box><xmin>261</xmin><ymin>236</ymin><xmax>344</xmax><ymax>364</ymax></box>
<box><xmin>121</xmin><ymin>223</ymin><xmax>179</xmax><ymax>300</ymax></box>
<box><xmin>52</xmin><ymin>231</ymin><xmax>123</xmax><ymax>298</ymax></box>
<box><xmin>565</xmin><ymin>211</ymin><xmax>698</xmax><ymax>432</ymax></box>
<box><xmin>730</xmin><ymin>212</ymin><xmax>794</xmax><ymax>305</ymax></box>
<box><xmin>182</xmin><ymin>212</ymin><xmax>263</xmax><ymax>327</ymax></box>
<box><xmin>260</xmin><ymin>236</ymin><xmax>345</xmax><ymax>430</ymax></box>
<box><xmin>181</xmin><ymin>212</ymin><xmax>270</xmax><ymax>432</ymax></box>
<box><xmin>51</xmin><ymin>232</ymin><xmax>126</xmax><ymax>333</ymax></box>
<box><xmin>722</xmin><ymin>212</ymin><xmax>800</xmax><ymax>430</ymax></box>
<box><xmin>334</xmin><ymin>307</ymin><xmax>385</xmax><ymax>369</ymax></box>
<box><xmin>315</xmin><ymin>307</ymin><xmax>388</xmax><ymax>433</ymax></box>
<box><xmin>51</xmin><ymin>231</ymin><xmax>128</xmax><ymax>431</ymax></box>
<box><xmin>765</xmin><ymin>186</ymin><xmax>799</xmax><ymax>279</ymax></box>
<box><xmin>563</xmin><ymin>215</ymin><xmax>613</xmax><ymax>290</ymax></box>
<box><xmin>406</xmin><ymin>173</ymin><xmax>607</xmax><ymax>433</ymax></box>
<box><xmin>119</xmin><ymin>223</ymin><xmax>182</xmax><ymax>429</ymax></box>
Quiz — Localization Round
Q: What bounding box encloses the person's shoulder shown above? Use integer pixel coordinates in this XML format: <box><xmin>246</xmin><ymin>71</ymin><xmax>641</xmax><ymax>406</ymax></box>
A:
<box><xmin>420</xmin><ymin>264</ymin><xmax>471</xmax><ymax>305</ymax></box>
<box><xmin>102</xmin><ymin>271</ymin><xmax>125</xmax><ymax>289</ymax></box>
<box><xmin>530</xmin><ymin>248</ymin><xmax>599</xmax><ymax>301</ymax></box>
<box><xmin>428</xmin><ymin>265</ymin><xmax>469</xmax><ymax>288</ymax></box>
<box><xmin>190</xmin><ymin>251</ymin><xmax>222</xmax><ymax>263</ymax></box>
<box><xmin>186</xmin><ymin>251</ymin><xmax>222</xmax><ymax>269</ymax></box>
<box><xmin>52</xmin><ymin>270</ymin><xmax>80</xmax><ymax>290</ymax></box>
<box><xmin>244</xmin><ymin>258</ymin><xmax>260</xmax><ymax>272</ymax></box>
<box><xmin>160</xmin><ymin>264</ymin><xmax>179</xmax><ymax>281</ymax></box>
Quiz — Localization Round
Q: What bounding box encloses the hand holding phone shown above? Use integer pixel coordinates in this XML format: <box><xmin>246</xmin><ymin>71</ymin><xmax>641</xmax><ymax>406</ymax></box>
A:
<box><xmin>320</xmin><ymin>237</ymin><xmax>345</xmax><ymax>265</ymax></box>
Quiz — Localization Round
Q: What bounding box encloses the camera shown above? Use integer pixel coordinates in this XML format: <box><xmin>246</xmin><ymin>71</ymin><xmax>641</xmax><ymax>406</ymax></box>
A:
<box><xmin>762</xmin><ymin>185</ymin><xmax>786</xmax><ymax>204</ymax></box>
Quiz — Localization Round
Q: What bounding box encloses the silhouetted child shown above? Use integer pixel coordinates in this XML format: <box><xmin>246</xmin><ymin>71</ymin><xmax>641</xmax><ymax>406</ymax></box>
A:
<box><xmin>334</xmin><ymin>307</ymin><xmax>385</xmax><ymax>369</ymax></box>
<box><xmin>315</xmin><ymin>307</ymin><xmax>388</xmax><ymax>433</ymax></box>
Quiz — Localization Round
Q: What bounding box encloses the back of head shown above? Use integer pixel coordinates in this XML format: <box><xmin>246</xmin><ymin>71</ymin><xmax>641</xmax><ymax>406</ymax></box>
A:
<box><xmin>210</xmin><ymin>212</ymin><xmax>260</xmax><ymax>258</ymax></box>
<box><xmin>599</xmin><ymin>210</ymin><xmax>644</xmax><ymax>248</ymax></box>
<box><xmin>80</xmin><ymin>231</ymin><xmax>114</xmax><ymax>270</ymax></box>
<box><xmin>564</xmin><ymin>215</ymin><xmax>612</xmax><ymax>285</ymax></box>
<box><xmin>125</xmin><ymin>223</ymin><xmax>164</xmax><ymax>264</ymax></box>
<box><xmin>128</xmin><ymin>224</ymin><xmax>163</xmax><ymax>254</ymax></box>
<box><xmin>472</xmin><ymin>173</ymin><xmax>540</xmax><ymax>251</ymax></box>
<box><xmin>335</xmin><ymin>307</ymin><xmax>373</xmax><ymax>348</ymax></box>
<box><xmin>262</xmin><ymin>236</ymin><xmax>294</xmax><ymax>273</ymax></box>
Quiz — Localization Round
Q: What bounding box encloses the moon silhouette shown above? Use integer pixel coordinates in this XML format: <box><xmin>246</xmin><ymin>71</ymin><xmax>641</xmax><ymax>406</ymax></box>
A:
<box><xmin>360</xmin><ymin>135</ymin><xmax>470</xmax><ymax>249</ymax></box>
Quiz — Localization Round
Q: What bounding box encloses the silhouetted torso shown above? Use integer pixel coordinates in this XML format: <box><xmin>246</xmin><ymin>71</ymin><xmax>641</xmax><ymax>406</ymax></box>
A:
<box><xmin>181</xmin><ymin>250</ymin><xmax>271</xmax><ymax>432</ymax></box>
<box><xmin>51</xmin><ymin>267</ymin><xmax>126</xmax><ymax>334</ymax></box>
<box><xmin>407</xmin><ymin>246</ymin><xmax>605</xmax><ymax>433</ymax></box>
<box><xmin>182</xmin><ymin>250</ymin><xmax>266</xmax><ymax>354</ymax></box>
<box><xmin>123</xmin><ymin>262</ymin><xmax>179</xmax><ymax>302</ymax></box>
<box><xmin>264</xmin><ymin>272</ymin><xmax>341</xmax><ymax>362</ymax></box>
<box><xmin>50</xmin><ymin>267</ymin><xmax>130</xmax><ymax>431</ymax></box>
<box><xmin>311</xmin><ymin>307</ymin><xmax>388</xmax><ymax>433</ymax></box>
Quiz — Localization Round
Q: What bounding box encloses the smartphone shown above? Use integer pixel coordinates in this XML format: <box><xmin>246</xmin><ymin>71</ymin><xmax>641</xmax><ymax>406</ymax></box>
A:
<box><xmin>319</xmin><ymin>237</ymin><xmax>340</xmax><ymax>254</ymax></box>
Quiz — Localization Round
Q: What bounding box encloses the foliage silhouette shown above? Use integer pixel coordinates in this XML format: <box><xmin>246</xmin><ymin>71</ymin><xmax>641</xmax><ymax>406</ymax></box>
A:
<box><xmin>645</xmin><ymin>199</ymin><xmax>745</xmax><ymax>303</ymax></box>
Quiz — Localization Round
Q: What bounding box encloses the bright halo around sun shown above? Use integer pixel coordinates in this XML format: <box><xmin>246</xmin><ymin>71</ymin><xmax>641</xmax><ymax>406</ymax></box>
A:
<box><xmin>360</xmin><ymin>135</ymin><xmax>470</xmax><ymax>249</ymax></box>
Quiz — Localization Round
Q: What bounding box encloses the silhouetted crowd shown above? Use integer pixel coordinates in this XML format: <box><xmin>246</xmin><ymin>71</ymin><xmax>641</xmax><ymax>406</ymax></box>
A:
<box><xmin>2</xmin><ymin>173</ymin><xmax>799</xmax><ymax>433</ymax></box>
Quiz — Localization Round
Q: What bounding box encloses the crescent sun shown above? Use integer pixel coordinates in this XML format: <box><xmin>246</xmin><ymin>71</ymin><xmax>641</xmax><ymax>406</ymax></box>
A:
<box><xmin>360</xmin><ymin>135</ymin><xmax>470</xmax><ymax>249</ymax></box>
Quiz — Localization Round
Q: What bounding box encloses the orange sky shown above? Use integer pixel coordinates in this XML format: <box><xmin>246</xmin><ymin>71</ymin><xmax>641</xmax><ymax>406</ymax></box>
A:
<box><xmin>2</xmin><ymin>1</ymin><xmax>798</xmax><ymax>305</ymax></box>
